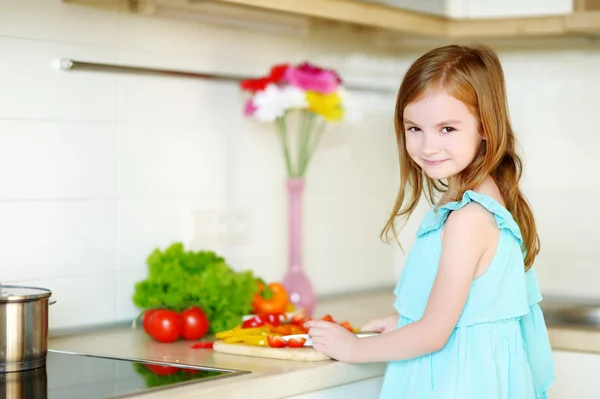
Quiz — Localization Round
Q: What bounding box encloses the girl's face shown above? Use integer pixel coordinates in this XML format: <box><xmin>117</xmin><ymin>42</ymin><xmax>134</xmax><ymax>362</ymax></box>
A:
<box><xmin>403</xmin><ymin>88</ymin><xmax>482</xmax><ymax>181</ymax></box>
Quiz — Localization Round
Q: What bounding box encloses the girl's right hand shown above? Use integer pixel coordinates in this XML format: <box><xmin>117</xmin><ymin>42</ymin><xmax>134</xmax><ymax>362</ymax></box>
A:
<box><xmin>360</xmin><ymin>313</ymin><xmax>400</xmax><ymax>334</ymax></box>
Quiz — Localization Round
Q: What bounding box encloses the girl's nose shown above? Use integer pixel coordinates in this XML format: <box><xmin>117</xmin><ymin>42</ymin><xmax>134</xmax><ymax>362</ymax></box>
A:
<box><xmin>421</xmin><ymin>132</ymin><xmax>441</xmax><ymax>156</ymax></box>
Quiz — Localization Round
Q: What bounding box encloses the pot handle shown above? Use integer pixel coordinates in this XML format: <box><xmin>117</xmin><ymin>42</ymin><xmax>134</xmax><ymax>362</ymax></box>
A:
<box><xmin>49</xmin><ymin>299</ymin><xmax>57</xmax><ymax>305</ymax></box>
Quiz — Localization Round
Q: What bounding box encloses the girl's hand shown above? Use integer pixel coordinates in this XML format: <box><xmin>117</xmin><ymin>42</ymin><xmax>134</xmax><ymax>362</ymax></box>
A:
<box><xmin>360</xmin><ymin>313</ymin><xmax>399</xmax><ymax>334</ymax></box>
<box><xmin>305</xmin><ymin>320</ymin><xmax>359</xmax><ymax>363</ymax></box>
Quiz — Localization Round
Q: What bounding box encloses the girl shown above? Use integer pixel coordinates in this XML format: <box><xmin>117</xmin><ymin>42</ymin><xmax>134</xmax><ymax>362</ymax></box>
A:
<box><xmin>305</xmin><ymin>45</ymin><xmax>555</xmax><ymax>398</ymax></box>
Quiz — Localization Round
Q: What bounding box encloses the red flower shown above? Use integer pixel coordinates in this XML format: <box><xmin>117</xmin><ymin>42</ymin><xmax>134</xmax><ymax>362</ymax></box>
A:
<box><xmin>240</xmin><ymin>64</ymin><xmax>289</xmax><ymax>92</ymax></box>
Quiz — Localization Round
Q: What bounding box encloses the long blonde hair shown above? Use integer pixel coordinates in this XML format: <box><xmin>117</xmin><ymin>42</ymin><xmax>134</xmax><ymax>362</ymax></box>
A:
<box><xmin>382</xmin><ymin>44</ymin><xmax>539</xmax><ymax>270</ymax></box>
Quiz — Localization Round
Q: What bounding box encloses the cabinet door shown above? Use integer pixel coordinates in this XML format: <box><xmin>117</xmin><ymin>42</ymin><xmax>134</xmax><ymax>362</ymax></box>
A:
<box><xmin>285</xmin><ymin>376</ymin><xmax>384</xmax><ymax>399</ymax></box>
<box><xmin>548</xmin><ymin>350</ymin><xmax>600</xmax><ymax>399</ymax></box>
<box><xmin>461</xmin><ymin>0</ymin><xmax>573</xmax><ymax>18</ymax></box>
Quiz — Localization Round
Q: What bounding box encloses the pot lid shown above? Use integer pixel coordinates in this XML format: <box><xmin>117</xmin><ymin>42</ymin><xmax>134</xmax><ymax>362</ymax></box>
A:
<box><xmin>0</xmin><ymin>284</ymin><xmax>52</xmax><ymax>302</ymax></box>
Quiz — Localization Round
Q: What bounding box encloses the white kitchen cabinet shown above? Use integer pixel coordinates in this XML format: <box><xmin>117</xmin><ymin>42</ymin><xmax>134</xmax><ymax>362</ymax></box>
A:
<box><xmin>547</xmin><ymin>350</ymin><xmax>600</xmax><ymax>399</ymax></box>
<box><xmin>284</xmin><ymin>376</ymin><xmax>384</xmax><ymax>399</ymax></box>
<box><xmin>360</xmin><ymin>0</ymin><xmax>448</xmax><ymax>16</ymax></box>
<box><xmin>360</xmin><ymin>0</ymin><xmax>573</xmax><ymax>18</ymax></box>
<box><xmin>459</xmin><ymin>0</ymin><xmax>573</xmax><ymax>19</ymax></box>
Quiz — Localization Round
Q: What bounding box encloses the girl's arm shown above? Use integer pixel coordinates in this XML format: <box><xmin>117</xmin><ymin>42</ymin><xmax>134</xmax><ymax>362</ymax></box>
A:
<box><xmin>306</xmin><ymin>202</ymin><xmax>498</xmax><ymax>363</ymax></box>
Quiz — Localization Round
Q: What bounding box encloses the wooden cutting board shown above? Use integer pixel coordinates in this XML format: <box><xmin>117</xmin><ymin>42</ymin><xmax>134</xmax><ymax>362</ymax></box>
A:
<box><xmin>213</xmin><ymin>340</ymin><xmax>331</xmax><ymax>362</ymax></box>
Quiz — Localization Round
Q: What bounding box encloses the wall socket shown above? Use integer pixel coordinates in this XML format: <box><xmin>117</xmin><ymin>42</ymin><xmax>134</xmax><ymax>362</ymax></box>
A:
<box><xmin>184</xmin><ymin>208</ymin><xmax>250</xmax><ymax>251</ymax></box>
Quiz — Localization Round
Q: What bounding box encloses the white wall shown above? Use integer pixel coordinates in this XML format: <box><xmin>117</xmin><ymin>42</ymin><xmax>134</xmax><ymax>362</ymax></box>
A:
<box><xmin>0</xmin><ymin>0</ymin><xmax>598</xmax><ymax>330</ymax></box>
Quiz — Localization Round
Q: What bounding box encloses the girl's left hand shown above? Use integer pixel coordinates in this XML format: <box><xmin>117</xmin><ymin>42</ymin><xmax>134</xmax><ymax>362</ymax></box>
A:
<box><xmin>305</xmin><ymin>320</ymin><xmax>359</xmax><ymax>362</ymax></box>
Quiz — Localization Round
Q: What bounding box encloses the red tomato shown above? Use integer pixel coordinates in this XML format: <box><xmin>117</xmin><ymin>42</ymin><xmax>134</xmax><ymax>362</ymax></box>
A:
<box><xmin>145</xmin><ymin>309</ymin><xmax>182</xmax><ymax>343</ymax></box>
<box><xmin>142</xmin><ymin>309</ymin><xmax>159</xmax><ymax>333</ymax></box>
<box><xmin>145</xmin><ymin>364</ymin><xmax>179</xmax><ymax>375</ymax></box>
<box><xmin>320</xmin><ymin>314</ymin><xmax>335</xmax><ymax>323</ymax></box>
<box><xmin>191</xmin><ymin>341</ymin><xmax>214</xmax><ymax>349</ymax></box>
<box><xmin>180</xmin><ymin>306</ymin><xmax>210</xmax><ymax>340</ymax></box>
<box><xmin>267</xmin><ymin>335</ymin><xmax>287</xmax><ymax>348</ymax></box>
<box><xmin>287</xmin><ymin>338</ymin><xmax>306</xmax><ymax>348</ymax></box>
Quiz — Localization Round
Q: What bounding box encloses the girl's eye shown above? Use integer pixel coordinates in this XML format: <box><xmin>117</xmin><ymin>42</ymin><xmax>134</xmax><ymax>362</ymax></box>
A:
<box><xmin>441</xmin><ymin>127</ymin><xmax>455</xmax><ymax>134</ymax></box>
<box><xmin>406</xmin><ymin>126</ymin><xmax>421</xmax><ymax>133</ymax></box>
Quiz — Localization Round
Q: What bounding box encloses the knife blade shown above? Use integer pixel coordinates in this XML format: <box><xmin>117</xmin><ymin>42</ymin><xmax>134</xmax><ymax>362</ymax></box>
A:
<box><xmin>281</xmin><ymin>330</ymin><xmax>380</xmax><ymax>347</ymax></box>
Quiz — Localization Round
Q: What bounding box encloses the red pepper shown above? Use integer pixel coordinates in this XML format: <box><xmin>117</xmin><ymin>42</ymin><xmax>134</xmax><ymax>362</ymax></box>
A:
<box><xmin>267</xmin><ymin>335</ymin><xmax>287</xmax><ymax>348</ymax></box>
<box><xmin>287</xmin><ymin>337</ymin><xmax>306</xmax><ymax>348</ymax></box>
<box><xmin>242</xmin><ymin>313</ymin><xmax>284</xmax><ymax>329</ymax></box>
<box><xmin>191</xmin><ymin>341</ymin><xmax>214</xmax><ymax>349</ymax></box>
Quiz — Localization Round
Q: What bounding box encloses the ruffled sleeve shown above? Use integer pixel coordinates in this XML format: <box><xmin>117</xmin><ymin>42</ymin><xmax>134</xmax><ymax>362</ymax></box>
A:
<box><xmin>519</xmin><ymin>267</ymin><xmax>556</xmax><ymax>399</ymax></box>
<box><xmin>416</xmin><ymin>190</ymin><xmax>524</xmax><ymax>245</ymax></box>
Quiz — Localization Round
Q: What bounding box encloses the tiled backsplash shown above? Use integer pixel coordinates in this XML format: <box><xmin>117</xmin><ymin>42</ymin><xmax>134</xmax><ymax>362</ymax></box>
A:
<box><xmin>1</xmin><ymin>0</ymin><xmax>598</xmax><ymax>330</ymax></box>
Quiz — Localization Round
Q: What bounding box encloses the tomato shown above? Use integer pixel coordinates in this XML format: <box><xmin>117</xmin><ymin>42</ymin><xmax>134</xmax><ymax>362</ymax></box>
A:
<box><xmin>191</xmin><ymin>341</ymin><xmax>214</xmax><ymax>349</ymax></box>
<box><xmin>180</xmin><ymin>306</ymin><xmax>210</xmax><ymax>340</ymax></box>
<box><xmin>252</xmin><ymin>281</ymin><xmax>289</xmax><ymax>314</ymax></box>
<box><xmin>286</xmin><ymin>338</ymin><xmax>306</xmax><ymax>348</ymax></box>
<box><xmin>142</xmin><ymin>309</ymin><xmax>159</xmax><ymax>333</ymax></box>
<box><xmin>145</xmin><ymin>364</ymin><xmax>179</xmax><ymax>376</ymax></box>
<box><xmin>267</xmin><ymin>335</ymin><xmax>287</xmax><ymax>348</ymax></box>
<box><xmin>145</xmin><ymin>309</ymin><xmax>182</xmax><ymax>343</ymax></box>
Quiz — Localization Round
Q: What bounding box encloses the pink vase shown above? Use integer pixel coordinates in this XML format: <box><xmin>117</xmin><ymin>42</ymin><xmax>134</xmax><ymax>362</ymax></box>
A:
<box><xmin>281</xmin><ymin>178</ymin><xmax>317</xmax><ymax>316</ymax></box>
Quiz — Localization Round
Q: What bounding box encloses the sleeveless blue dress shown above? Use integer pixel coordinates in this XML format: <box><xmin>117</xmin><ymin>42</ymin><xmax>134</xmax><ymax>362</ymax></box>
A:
<box><xmin>379</xmin><ymin>190</ymin><xmax>555</xmax><ymax>399</ymax></box>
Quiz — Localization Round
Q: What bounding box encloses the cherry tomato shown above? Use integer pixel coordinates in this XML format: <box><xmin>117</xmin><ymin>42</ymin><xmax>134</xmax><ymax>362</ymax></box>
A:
<box><xmin>191</xmin><ymin>341</ymin><xmax>214</xmax><ymax>349</ymax></box>
<box><xmin>145</xmin><ymin>309</ymin><xmax>182</xmax><ymax>343</ymax></box>
<box><xmin>145</xmin><ymin>364</ymin><xmax>179</xmax><ymax>375</ymax></box>
<box><xmin>142</xmin><ymin>309</ymin><xmax>159</xmax><ymax>333</ymax></box>
<box><xmin>180</xmin><ymin>306</ymin><xmax>210</xmax><ymax>340</ymax></box>
<box><xmin>267</xmin><ymin>335</ymin><xmax>287</xmax><ymax>348</ymax></box>
<box><xmin>287</xmin><ymin>338</ymin><xmax>306</xmax><ymax>348</ymax></box>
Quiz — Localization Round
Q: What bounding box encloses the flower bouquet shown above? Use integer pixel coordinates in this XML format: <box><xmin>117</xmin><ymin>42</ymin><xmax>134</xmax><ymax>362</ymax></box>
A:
<box><xmin>240</xmin><ymin>62</ymin><xmax>356</xmax><ymax>315</ymax></box>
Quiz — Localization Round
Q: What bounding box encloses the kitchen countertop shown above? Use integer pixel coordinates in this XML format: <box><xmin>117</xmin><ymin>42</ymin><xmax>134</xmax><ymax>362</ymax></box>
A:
<box><xmin>48</xmin><ymin>288</ymin><xmax>600</xmax><ymax>399</ymax></box>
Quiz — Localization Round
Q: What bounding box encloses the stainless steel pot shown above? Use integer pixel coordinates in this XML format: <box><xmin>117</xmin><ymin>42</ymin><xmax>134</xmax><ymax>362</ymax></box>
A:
<box><xmin>0</xmin><ymin>283</ymin><xmax>56</xmax><ymax>373</ymax></box>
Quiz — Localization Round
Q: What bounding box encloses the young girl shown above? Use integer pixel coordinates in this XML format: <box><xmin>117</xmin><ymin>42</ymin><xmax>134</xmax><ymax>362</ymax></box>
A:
<box><xmin>305</xmin><ymin>45</ymin><xmax>555</xmax><ymax>398</ymax></box>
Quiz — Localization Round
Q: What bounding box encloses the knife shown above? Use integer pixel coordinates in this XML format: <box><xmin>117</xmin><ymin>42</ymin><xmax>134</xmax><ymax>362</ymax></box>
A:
<box><xmin>281</xmin><ymin>331</ymin><xmax>380</xmax><ymax>347</ymax></box>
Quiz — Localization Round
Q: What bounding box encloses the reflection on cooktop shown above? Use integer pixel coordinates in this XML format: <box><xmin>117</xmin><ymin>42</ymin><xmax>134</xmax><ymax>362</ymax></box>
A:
<box><xmin>0</xmin><ymin>349</ymin><xmax>250</xmax><ymax>399</ymax></box>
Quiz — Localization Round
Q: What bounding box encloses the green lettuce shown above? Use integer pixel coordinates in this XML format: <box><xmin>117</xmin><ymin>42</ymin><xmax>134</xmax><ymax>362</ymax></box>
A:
<box><xmin>132</xmin><ymin>242</ymin><xmax>256</xmax><ymax>333</ymax></box>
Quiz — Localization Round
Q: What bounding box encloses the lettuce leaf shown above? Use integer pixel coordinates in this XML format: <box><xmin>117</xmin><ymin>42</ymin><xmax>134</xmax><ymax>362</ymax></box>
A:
<box><xmin>132</xmin><ymin>242</ymin><xmax>256</xmax><ymax>333</ymax></box>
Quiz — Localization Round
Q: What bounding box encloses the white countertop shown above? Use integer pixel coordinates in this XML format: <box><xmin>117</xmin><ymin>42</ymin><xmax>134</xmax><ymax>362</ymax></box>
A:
<box><xmin>48</xmin><ymin>288</ymin><xmax>600</xmax><ymax>399</ymax></box>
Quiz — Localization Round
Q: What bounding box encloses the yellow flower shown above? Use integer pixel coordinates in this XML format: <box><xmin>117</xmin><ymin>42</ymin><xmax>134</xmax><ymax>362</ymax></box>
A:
<box><xmin>305</xmin><ymin>91</ymin><xmax>344</xmax><ymax>122</ymax></box>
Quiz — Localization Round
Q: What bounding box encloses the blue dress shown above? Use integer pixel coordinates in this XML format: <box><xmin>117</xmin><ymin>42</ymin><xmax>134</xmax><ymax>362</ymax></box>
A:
<box><xmin>380</xmin><ymin>190</ymin><xmax>555</xmax><ymax>399</ymax></box>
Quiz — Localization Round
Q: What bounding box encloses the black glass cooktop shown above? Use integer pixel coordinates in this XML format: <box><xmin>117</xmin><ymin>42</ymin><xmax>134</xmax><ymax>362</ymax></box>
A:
<box><xmin>0</xmin><ymin>350</ymin><xmax>249</xmax><ymax>399</ymax></box>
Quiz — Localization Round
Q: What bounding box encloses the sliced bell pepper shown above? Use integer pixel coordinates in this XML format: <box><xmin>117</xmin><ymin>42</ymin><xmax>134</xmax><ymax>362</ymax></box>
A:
<box><xmin>242</xmin><ymin>313</ymin><xmax>284</xmax><ymax>329</ymax></box>
<box><xmin>267</xmin><ymin>335</ymin><xmax>287</xmax><ymax>348</ymax></box>
<box><xmin>286</xmin><ymin>337</ymin><xmax>306</xmax><ymax>348</ymax></box>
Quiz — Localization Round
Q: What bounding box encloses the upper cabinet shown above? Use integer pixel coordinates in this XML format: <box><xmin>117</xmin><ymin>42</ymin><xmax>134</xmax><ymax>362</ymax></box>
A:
<box><xmin>363</xmin><ymin>0</ymin><xmax>574</xmax><ymax>19</ymax></box>
<box><xmin>69</xmin><ymin>0</ymin><xmax>600</xmax><ymax>40</ymax></box>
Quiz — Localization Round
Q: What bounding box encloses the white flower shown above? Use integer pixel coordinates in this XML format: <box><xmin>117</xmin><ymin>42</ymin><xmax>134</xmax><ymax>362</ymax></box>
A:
<box><xmin>338</xmin><ymin>87</ymin><xmax>362</xmax><ymax>124</ymax></box>
<box><xmin>252</xmin><ymin>83</ymin><xmax>308</xmax><ymax>122</ymax></box>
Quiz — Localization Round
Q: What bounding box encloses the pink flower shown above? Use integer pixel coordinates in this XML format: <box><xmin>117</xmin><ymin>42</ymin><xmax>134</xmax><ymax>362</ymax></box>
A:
<box><xmin>244</xmin><ymin>98</ymin><xmax>257</xmax><ymax>116</ymax></box>
<box><xmin>284</xmin><ymin>62</ymin><xmax>340</xmax><ymax>94</ymax></box>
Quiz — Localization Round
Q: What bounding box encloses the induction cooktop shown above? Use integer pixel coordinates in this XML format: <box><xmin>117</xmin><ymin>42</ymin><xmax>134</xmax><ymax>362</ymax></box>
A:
<box><xmin>0</xmin><ymin>349</ymin><xmax>250</xmax><ymax>399</ymax></box>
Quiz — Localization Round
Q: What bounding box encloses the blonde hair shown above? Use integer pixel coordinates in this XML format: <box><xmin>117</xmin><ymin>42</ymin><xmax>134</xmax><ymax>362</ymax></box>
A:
<box><xmin>382</xmin><ymin>44</ymin><xmax>539</xmax><ymax>270</ymax></box>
